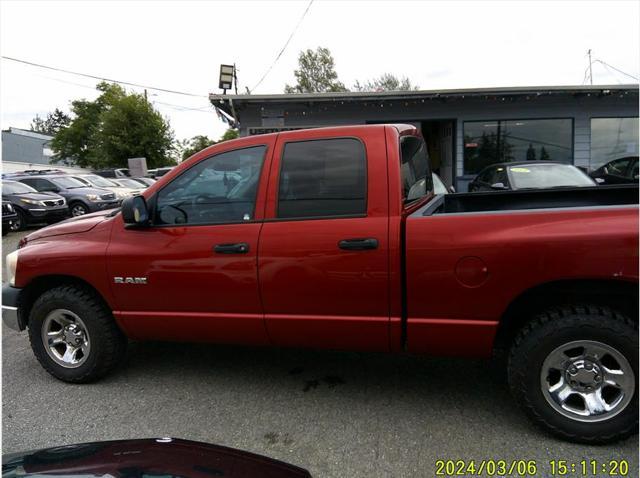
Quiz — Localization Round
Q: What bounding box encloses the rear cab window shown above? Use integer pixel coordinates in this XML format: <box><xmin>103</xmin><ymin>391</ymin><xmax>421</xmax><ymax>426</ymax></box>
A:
<box><xmin>400</xmin><ymin>135</ymin><xmax>432</xmax><ymax>203</ymax></box>
<box><xmin>277</xmin><ymin>138</ymin><xmax>367</xmax><ymax>219</ymax></box>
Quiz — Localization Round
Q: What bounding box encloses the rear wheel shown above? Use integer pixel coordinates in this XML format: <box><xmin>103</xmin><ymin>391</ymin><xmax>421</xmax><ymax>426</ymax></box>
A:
<box><xmin>508</xmin><ymin>305</ymin><xmax>637</xmax><ymax>443</ymax></box>
<box><xmin>28</xmin><ymin>285</ymin><xmax>127</xmax><ymax>383</ymax></box>
<box><xmin>70</xmin><ymin>202</ymin><xmax>89</xmax><ymax>217</ymax></box>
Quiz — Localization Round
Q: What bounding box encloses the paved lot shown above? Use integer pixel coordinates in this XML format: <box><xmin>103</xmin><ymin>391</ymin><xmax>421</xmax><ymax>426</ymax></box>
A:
<box><xmin>2</xmin><ymin>229</ymin><xmax>638</xmax><ymax>477</ymax></box>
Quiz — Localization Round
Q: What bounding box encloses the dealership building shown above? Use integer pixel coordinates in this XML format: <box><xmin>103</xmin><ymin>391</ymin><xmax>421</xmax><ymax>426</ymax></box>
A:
<box><xmin>210</xmin><ymin>84</ymin><xmax>639</xmax><ymax>191</ymax></box>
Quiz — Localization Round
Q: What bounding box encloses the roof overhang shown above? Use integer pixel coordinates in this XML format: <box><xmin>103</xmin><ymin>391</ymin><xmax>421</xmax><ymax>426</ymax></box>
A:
<box><xmin>208</xmin><ymin>84</ymin><xmax>638</xmax><ymax>124</ymax></box>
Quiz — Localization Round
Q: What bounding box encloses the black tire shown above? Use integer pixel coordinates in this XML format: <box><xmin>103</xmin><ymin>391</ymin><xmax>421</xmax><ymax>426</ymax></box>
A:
<box><xmin>69</xmin><ymin>202</ymin><xmax>89</xmax><ymax>217</ymax></box>
<box><xmin>28</xmin><ymin>285</ymin><xmax>127</xmax><ymax>383</ymax></box>
<box><xmin>11</xmin><ymin>209</ymin><xmax>25</xmax><ymax>231</ymax></box>
<box><xmin>2</xmin><ymin>225</ymin><xmax>9</xmax><ymax>236</ymax></box>
<box><xmin>508</xmin><ymin>304</ymin><xmax>638</xmax><ymax>444</ymax></box>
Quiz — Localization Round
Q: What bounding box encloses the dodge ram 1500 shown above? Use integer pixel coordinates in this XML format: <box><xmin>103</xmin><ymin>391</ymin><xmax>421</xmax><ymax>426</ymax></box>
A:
<box><xmin>3</xmin><ymin>124</ymin><xmax>638</xmax><ymax>443</ymax></box>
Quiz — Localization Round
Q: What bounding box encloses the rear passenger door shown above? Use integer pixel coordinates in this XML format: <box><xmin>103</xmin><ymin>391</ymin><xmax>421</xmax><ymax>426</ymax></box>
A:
<box><xmin>258</xmin><ymin>128</ymin><xmax>391</xmax><ymax>352</ymax></box>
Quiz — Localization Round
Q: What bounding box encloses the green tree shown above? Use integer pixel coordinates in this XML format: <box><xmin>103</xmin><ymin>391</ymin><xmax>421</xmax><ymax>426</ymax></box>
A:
<box><xmin>182</xmin><ymin>135</ymin><xmax>216</xmax><ymax>160</ymax></box>
<box><xmin>540</xmin><ymin>146</ymin><xmax>551</xmax><ymax>160</ymax></box>
<box><xmin>30</xmin><ymin>108</ymin><xmax>71</xmax><ymax>136</ymax></box>
<box><xmin>51</xmin><ymin>82</ymin><xmax>175</xmax><ymax>169</ymax></box>
<box><xmin>353</xmin><ymin>73</ymin><xmax>419</xmax><ymax>92</ymax></box>
<box><xmin>284</xmin><ymin>47</ymin><xmax>347</xmax><ymax>93</ymax></box>
<box><xmin>526</xmin><ymin>143</ymin><xmax>536</xmax><ymax>161</ymax></box>
<box><xmin>219</xmin><ymin>128</ymin><xmax>239</xmax><ymax>142</ymax></box>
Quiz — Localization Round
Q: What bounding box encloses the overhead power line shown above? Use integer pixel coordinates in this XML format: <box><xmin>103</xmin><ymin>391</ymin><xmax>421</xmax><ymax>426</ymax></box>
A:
<box><xmin>250</xmin><ymin>0</ymin><xmax>314</xmax><ymax>93</ymax></box>
<box><xmin>593</xmin><ymin>59</ymin><xmax>639</xmax><ymax>82</ymax></box>
<box><xmin>1</xmin><ymin>55</ymin><xmax>208</xmax><ymax>98</ymax></box>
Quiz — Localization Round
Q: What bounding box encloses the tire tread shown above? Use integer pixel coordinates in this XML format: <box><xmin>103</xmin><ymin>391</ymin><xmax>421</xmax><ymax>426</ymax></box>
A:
<box><xmin>508</xmin><ymin>304</ymin><xmax>638</xmax><ymax>444</ymax></box>
<box><xmin>28</xmin><ymin>285</ymin><xmax>126</xmax><ymax>383</ymax></box>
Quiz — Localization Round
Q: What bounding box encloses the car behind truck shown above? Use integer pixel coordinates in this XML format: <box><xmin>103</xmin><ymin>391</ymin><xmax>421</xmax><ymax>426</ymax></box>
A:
<box><xmin>3</xmin><ymin>124</ymin><xmax>638</xmax><ymax>444</ymax></box>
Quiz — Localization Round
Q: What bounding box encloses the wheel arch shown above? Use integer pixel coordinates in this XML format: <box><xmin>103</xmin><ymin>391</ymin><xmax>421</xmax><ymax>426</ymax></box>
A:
<box><xmin>17</xmin><ymin>274</ymin><xmax>116</xmax><ymax>331</ymax></box>
<box><xmin>494</xmin><ymin>279</ymin><xmax>639</xmax><ymax>355</ymax></box>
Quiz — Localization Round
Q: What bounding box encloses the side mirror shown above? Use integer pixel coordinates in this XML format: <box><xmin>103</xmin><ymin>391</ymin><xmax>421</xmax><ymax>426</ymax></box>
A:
<box><xmin>594</xmin><ymin>177</ymin><xmax>605</xmax><ymax>184</ymax></box>
<box><xmin>43</xmin><ymin>187</ymin><xmax>60</xmax><ymax>193</ymax></box>
<box><xmin>490</xmin><ymin>182</ymin><xmax>507</xmax><ymax>190</ymax></box>
<box><xmin>121</xmin><ymin>195</ymin><xmax>149</xmax><ymax>226</ymax></box>
<box><xmin>448</xmin><ymin>185</ymin><xmax>456</xmax><ymax>193</ymax></box>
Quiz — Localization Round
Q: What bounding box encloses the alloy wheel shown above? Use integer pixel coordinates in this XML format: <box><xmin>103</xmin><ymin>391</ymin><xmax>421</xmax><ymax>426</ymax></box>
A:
<box><xmin>540</xmin><ymin>340</ymin><xmax>634</xmax><ymax>422</ymax></box>
<box><xmin>41</xmin><ymin>309</ymin><xmax>91</xmax><ymax>368</ymax></box>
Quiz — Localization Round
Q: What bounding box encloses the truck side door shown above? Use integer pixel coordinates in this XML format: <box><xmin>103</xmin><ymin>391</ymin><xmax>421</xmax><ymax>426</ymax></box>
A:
<box><xmin>106</xmin><ymin>137</ymin><xmax>274</xmax><ymax>345</ymax></box>
<box><xmin>258</xmin><ymin>127</ymin><xmax>391</xmax><ymax>351</ymax></box>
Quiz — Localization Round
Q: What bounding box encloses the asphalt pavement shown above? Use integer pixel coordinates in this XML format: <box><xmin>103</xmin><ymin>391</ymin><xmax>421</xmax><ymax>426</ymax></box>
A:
<box><xmin>2</xmin><ymin>229</ymin><xmax>638</xmax><ymax>477</ymax></box>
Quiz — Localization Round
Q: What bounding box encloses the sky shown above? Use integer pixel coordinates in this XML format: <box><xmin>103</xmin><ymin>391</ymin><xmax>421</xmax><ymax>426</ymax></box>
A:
<box><xmin>1</xmin><ymin>0</ymin><xmax>638</xmax><ymax>142</ymax></box>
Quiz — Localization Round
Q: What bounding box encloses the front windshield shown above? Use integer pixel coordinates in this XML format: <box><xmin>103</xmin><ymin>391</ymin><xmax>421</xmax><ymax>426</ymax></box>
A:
<box><xmin>85</xmin><ymin>175</ymin><xmax>118</xmax><ymax>187</ymax></box>
<box><xmin>51</xmin><ymin>176</ymin><xmax>87</xmax><ymax>189</ymax></box>
<box><xmin>3</xmin><ymin>180</ymin><xmax>37</xmax><ymax>194</ymax></box>
<box><xmin>509</xmin><ymin>164</ymin><xmax>595</xmax><ymax>189</ymax></box>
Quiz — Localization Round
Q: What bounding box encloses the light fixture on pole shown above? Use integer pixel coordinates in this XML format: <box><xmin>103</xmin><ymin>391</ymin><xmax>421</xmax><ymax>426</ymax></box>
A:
<box><xmin>219</xmin><ymin>64</ymin><xmax>235</xmax><ymax>94</ymax></box>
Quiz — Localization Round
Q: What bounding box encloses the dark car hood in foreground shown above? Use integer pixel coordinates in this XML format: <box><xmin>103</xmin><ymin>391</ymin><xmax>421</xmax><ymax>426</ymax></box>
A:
<box><xmin>2</xmin><ymin>438</ymin><xmax>311</xmax><ymax>477</ymax></box>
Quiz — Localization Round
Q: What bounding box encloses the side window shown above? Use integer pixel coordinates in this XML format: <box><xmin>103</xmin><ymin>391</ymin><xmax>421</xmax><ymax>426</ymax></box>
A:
<box><xmin>630</xmin><ymin>160</ymin><xmax>639</xmax><ymax>180</ymax></box>
<box><xmin>401</xmin><ymin>136</ymin><xmax>432</xmax><ymax>201</ymax></box>
<box><xmin>20</xmin><ymin>178</ymin><xmax>50</xmax><ymax>190</ymax></box>
<box><xmin>277</xmin><ymin>138</ymin><xmax>366</xmax><ymax>219</ymax></box>
<box><xmin>477</xmin><ymin>168</ymin><xmax>494</xmax><ymax>184</ymax></box>
<box><xmin>155</xmin><ymin>146</ymin><xmax>266</xmax><ymax>225</ymax></box>
<box><xmin>608</xmin><ymin>158</ymin><xmax>632</xmax><ymax>177</ymax></box>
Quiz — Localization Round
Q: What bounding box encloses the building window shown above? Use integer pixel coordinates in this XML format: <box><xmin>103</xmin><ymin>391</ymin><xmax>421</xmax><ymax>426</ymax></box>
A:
<box><xmin>463</xmin><ymin>119</ymin><xmax>573</xmax><ymax>175</ymax></box>
<box><xmin>590</xmin><ymin>117</ymin><xmax>639</xmax><ymax>170</ymax></box>
<box><xmin>277</xmin><ymin>138</ymin><xmax>366</xmax><ymax>219</ymax></box>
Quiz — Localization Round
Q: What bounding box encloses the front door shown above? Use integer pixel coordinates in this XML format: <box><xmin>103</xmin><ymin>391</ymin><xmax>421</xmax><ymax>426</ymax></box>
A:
<box><xmin>258</xmin><ymin>128</ymin><xmax>391</xmax><ymax>352</ymax></box>
<box><xmin>107</xmin><ymin>140</ymin><xmax>274</xmax><ymax>345</ymax></box>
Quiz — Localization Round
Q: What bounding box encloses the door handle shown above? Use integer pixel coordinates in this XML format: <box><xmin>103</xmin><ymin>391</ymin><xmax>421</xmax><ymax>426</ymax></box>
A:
<box><xmin>338</xmin><ymin>238</ymin><xmax>378</xmax><ymax>251</ymax></box>
<box><xmin>214</xmin><ymin>242</ymin><xmax>250</xmax><ymax>254</ymax></box>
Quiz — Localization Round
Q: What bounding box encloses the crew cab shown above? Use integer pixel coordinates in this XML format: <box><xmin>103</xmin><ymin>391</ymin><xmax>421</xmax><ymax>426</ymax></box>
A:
<box><xmin>3</xmin><ymin>125</ymin><xmax>638</xmax><ymax>444</ymax></box>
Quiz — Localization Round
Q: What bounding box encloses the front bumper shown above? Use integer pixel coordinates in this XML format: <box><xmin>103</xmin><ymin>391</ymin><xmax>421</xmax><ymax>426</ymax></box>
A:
<box><xmin>2</xmin><ymin>284</ymin><xmax>23</xmax><ymax>331</ymax></box>
<box><xmin>24</xmin><ymin>206</ymin><xmax>70</xmax><ymax>223</ymax></box>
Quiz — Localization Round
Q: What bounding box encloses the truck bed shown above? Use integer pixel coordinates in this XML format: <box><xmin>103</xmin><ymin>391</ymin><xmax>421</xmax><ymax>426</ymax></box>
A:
<box><xmin>420</xmin><ymin>184</ymin><xmax>638</xmax><ymax>215</ymax></box>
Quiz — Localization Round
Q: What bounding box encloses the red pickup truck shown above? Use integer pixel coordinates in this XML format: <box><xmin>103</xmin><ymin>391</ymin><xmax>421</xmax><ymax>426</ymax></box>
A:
<box><xmin>3</xmin><ymin>124</ymin><xmax>638</xmax><ymax>443</ymax></box>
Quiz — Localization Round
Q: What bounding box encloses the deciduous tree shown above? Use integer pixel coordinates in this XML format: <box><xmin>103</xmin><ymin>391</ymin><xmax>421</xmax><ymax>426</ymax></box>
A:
<box><xmin>284</xmin><ymin>47</ymin><xmax>347</xmax><ymax>93</ymax></box>
<box><xmin>51</xmin><ymin>82</ymin><xmax>175</xmax><ymax>169</ymax></box>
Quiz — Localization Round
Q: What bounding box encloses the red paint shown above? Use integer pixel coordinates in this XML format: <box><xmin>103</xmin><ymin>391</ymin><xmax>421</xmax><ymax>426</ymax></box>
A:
<box><xmin>15</xmin><ymin>124</ymin><xmax>639</xmax><ymax>358</ymax></box>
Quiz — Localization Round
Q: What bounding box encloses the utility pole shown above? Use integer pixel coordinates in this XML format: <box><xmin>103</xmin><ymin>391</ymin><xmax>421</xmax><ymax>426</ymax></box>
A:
<box><xmin>233</xmin><ymin>63</ymin><xmax>238</xmax><ymax>95</ymax></box>
<box><xmin>144</xmin><ymin>89</ymin><xmax>148</xmax><ymax>102</ymax></box>
<box><xmin>587</xmin><ymin>49</ymin><xmax>593</xmax><ymax>85</ymax></box>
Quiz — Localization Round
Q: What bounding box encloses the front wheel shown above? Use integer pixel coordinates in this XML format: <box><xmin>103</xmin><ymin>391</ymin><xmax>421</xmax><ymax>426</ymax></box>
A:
<box><xmin>508</xmin><ymin>304</ymin><xmax>637</xmax><ymax>444</ymax></box>
<box><xmin>28</xmin><ymin>285</ymin><xmax>127</xmax><ymax>383</ymax></box>
<box><xmin>10</xmin><ymin>209</ymin><xmax>25</xmax><ymax>231</ymax></box>
<box><xmin>69</xmin><ymin>202</ymin><xmax>89</xmax><ymax>217</ymax></box>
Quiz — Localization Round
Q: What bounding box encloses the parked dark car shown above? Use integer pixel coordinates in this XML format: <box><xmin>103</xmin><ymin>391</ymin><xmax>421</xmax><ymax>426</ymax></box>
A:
<box><xmin>468</xmin><ymin>161</ymin><xmax>596</xmax><ymax>192</ymax></box>
<box><xmin>2</xmin><ymin>180</ymin><xmax>69</xmax><ymax>231</ymax></box>
<box><xmin>2</xmin><ymin>200</ymin><xmax>18</xmax><ymax>235</ymax></box>
<box><xmin>2</xmin><ymin>438</ymin><xmax>312</xmax><ymax>478</ymax></box>
<box><xmin>8</xmin><ymin>172</ymin><xmax>119</xmax><ymax>217</ymax></box>
<box><xmin>589</xmin><ymin>156</ymin><xmax>639</xmax><ymax>185</ymax></box>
